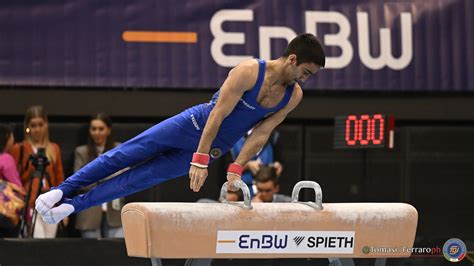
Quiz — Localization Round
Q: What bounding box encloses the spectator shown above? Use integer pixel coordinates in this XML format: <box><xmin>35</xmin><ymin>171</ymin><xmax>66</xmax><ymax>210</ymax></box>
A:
<box><xmin>230</xmin><ymin>130</ymin><xmax>283</xmax><ymax>197</ymax></box>
<box><xmin>74</xmin><ymin>113</ymin><xmax>124</xmax><ymax>238</ymax></box>
<box><xmin>252</xmin><ymin>165</ymin><xmax>291</xmax><ymax>203</ymax></box>
<box><xmin>9</xmin><ymin>106</ymin><xmax>65</xmax><ymax>238</ymax></box>
<box><xmin>0</xmin><ymin>125</ymin><xmax>25</xmax><ymax>237</ymax></box>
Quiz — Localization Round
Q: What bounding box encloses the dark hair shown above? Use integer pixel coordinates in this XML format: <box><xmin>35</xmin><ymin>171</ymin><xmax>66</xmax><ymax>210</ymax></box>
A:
<box><xmin>255</xmin><ymin>165</ymin><xmax>279</xmax><ymax>185</ymax></box>
<box><xmin>86</xmin><ymin>113</ymin><xmax>115</xmax><ymax>162</ymax></box>
<box><xmin>0</xmin><ymin>125</ymin><xmax>12</xmax><ymax>152</ymax></box>
<box><xmin>282</xmin><ymin>33</ymin><xmax>326</xmax><ymax>67</ymax></box>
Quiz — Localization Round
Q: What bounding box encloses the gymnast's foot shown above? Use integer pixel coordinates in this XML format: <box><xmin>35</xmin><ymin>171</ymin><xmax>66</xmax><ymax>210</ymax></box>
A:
<box><xmin>35</xmin><ymin>189</ymin><xmax>64</xmax><ymax>216</ymax></box>
<box><xmin>40</xmin><ymin>203</ymin><xmax>75</xmax><ymax>224</ymax></box>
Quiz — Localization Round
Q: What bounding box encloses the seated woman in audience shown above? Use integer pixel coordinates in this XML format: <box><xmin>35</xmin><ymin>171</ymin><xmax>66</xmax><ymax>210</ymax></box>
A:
<box><xmin>74</xmin><ymin>113</ymin><xmax>123</xmax><ymax>238</ymax></box>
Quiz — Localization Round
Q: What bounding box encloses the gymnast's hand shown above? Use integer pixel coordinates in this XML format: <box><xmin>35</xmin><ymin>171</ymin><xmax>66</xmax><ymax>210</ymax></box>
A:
<box><xmin>226</xmin><ymin>173</ymin><xmax>241</xmax><ymax>192</ymax></box>
<box><xmin>189</xmin><ymin>165</ymin><xmax>208</xmax><ymax>192</ymax></box>
<box><xmin>226</xmin><ymin>163</ymin><xmax>243</xmax><ymax>191</ymax></box>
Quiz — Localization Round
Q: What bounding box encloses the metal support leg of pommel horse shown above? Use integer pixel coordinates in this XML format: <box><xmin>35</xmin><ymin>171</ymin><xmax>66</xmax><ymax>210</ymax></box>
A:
<box><xmin>122</xmin><ymin>180</ymin><xmax>418</xmax><ymax>266</ymax></box>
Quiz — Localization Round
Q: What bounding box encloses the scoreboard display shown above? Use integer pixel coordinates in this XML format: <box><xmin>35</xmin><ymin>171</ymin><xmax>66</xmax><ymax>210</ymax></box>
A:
<box><xmin>334</xmin><ymin>114</ymin><xmax>395</xmax><ymax>149</ymax></box>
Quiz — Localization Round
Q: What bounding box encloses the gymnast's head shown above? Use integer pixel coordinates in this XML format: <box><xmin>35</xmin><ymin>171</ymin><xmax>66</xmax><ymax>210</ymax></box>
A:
<box><xmin>280</xmin><ymin>33</ymin><xmax>326</xmax><ymax>85</ymax></box>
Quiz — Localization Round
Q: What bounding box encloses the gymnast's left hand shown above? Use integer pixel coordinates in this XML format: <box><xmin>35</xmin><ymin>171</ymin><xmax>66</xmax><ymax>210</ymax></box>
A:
<box><xmin>226</xmin><ymin>173</ymin><xmax>241</xmax><ymax>192</ymax></box>
<box><xmin>189</xmin><ymin>165</ymin><xmax>208</xmax><ymax>192</ymax></box>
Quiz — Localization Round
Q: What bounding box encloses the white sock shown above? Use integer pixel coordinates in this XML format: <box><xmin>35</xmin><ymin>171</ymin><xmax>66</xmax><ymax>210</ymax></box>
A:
<box><xmin>35</xmin><ymin>189</ymin><xmax>64</xmax><ymax>216</ymax></box>
<box><xmin>41</xmin><ymin>203</ymin><xmax>75</xmax><ymax>224</ymax></box>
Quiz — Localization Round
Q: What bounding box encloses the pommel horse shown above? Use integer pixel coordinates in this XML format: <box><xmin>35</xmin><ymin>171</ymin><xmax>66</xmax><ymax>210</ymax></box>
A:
<box><xmin>122</xmin><ymin>180</ymin><xmax>418</xmax><ymax>265</ymax></box>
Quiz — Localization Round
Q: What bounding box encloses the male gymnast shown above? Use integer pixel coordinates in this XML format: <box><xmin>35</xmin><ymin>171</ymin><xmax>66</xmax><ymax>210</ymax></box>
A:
<box><xmin>35</xmin><ymin>33</ymin><xmax>326</xmax><ymax>224</ymax></box>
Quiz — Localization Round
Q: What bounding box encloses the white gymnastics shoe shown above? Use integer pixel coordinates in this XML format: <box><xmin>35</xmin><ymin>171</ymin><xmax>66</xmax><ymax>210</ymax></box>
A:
<box><xmin>35</xmin><ymin>189</ymin><xmax>64</xmax><ymax>216</ymax></box>
<box><xmin>41</xmin><ymin>203</ymin><xmax>75</xmax><ymax>224</ymax></box>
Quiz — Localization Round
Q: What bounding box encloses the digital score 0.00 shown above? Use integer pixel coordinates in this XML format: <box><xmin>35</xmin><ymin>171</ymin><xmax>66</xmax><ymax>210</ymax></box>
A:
<box><xmin>334</xmin><ymin>114</ymin><xmax>395</xmax><ymax>149</ymax></box>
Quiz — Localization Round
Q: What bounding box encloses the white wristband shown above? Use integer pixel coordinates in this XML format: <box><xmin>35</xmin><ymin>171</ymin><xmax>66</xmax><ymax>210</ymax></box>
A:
<box><xmin>190</xmin><ymin>162</ymin><xmax>208</xmax><ymax>169</ymax></box>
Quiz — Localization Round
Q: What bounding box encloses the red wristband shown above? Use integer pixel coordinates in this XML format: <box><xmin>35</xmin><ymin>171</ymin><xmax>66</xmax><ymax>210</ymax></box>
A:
<box><xmin>227</xmin><ymin>163</ymin><xmax>243</xmax><ymax>177</ymax></box>
<box><xmin>191</xmin><ymin>152</ymin><xmax>210</xmax><ymax>168</ymax></box>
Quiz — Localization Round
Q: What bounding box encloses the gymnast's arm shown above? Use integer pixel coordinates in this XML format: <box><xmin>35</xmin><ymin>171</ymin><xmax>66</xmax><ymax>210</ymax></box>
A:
<box><xmin>189</xmin><ymin>60</ymin><xmax>258</xmax><ymax>192</ymax></box>
<box><xmin>232</xmin><ymin>85</ymin><xmax>303</xmax><ymax>173</ymax></box>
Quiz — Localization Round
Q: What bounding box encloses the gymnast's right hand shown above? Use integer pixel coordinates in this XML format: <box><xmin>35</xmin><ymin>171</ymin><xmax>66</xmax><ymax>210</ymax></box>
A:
<box><xmin>189</xmin><ymin>165</ymin><xmax>208</xmax><ymax>192</ymax></box>
<box><xmin>189</xmin><ymin>152</ymin><xmax>210</xmax><ymax>192</ymax></box>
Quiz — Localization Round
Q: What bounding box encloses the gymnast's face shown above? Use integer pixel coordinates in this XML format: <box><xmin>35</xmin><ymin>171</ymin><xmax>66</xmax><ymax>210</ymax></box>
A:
<box><xmin>284</xmin><ymin>54</ymin><xmax>320</xmax><ymax>85</ymax></box>
<box><xmin>256</xmin><ymin>180</ymin><xmax>279</xmax><ymax>202</ymax></box>
<box><xmin>89</xmin><ymin>119</ymin><xmax>111</xmax><ymax>147</ymax></box>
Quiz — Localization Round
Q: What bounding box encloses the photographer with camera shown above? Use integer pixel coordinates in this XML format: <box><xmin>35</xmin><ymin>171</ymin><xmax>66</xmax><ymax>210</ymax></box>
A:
<box><xmin>9</xmin><ymin>106</ymin><xmax>66</xmax><ymax>238</ymax></box>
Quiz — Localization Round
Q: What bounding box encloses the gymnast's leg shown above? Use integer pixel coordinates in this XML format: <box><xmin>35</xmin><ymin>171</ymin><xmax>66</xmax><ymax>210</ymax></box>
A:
<box><xmin>36</xmin><ymin>117</ymin><xmax>191</xmax><ymax>217</ymax></box>
<box><xmin>41</xmin><ymin>150</ymin><xmax>192</xmax><ymax>223</ymax></box>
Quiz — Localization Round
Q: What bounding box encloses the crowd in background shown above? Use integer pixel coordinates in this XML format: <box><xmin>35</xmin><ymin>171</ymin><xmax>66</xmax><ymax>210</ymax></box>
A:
<box><xmin>0</xmin><ymin>106</ymin><xmax>124</xmax><ymax>239</ymax></box>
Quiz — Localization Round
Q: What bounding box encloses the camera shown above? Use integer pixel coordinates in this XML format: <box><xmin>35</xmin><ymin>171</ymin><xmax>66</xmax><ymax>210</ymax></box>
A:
<box><xmin>29</xmin><ymin>147</ymin><xmax>50</xmax><ymax>174</ymax></box>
